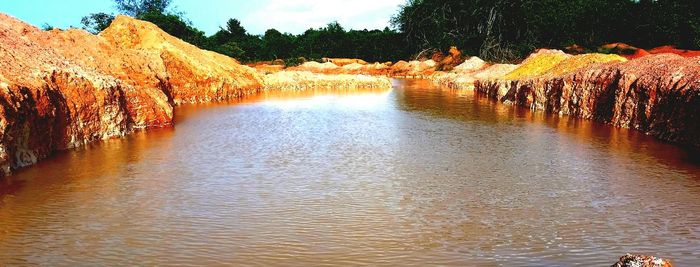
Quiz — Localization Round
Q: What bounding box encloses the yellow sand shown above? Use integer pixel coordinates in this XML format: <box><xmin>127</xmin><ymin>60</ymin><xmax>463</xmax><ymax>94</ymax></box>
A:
<box><xmin>547</xmin><ymin>53</ymin><xmax>626</xmax><ymax>76</ymax></box>
<box><xmin>503</xmin><ymin>49</ymin><xmax>570</xmax><ymax>80</ymax></box>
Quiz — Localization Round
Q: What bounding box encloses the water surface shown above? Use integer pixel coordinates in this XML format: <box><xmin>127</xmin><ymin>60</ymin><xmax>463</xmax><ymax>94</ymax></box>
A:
<box><xmin>1</xmin><ymin>79</ymin><xmax>699</xmax><ymax>266</ymax></box>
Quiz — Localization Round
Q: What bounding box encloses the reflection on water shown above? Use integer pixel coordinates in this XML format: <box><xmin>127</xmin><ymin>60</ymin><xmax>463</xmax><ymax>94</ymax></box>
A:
<box><xmin>0</xmin><ymin>79</ymin><xmax>699</xmax><ymax>266</ymax></box>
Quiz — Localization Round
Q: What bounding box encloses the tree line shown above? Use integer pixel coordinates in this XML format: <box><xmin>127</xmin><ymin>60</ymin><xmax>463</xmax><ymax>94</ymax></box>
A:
<box><xmin>80</xmin><ymin>0</ymin><xmax>411</xmax><ymax>64</ymax></box>
<box><xmin>78</xmin><ymin>0</ymin><xmax>700</xmax><ymax>64</ymax></box>
<box><xmin>391</xmin><ymin>0</ymin><xmax>700</xmax><ymax>62</ymax></box>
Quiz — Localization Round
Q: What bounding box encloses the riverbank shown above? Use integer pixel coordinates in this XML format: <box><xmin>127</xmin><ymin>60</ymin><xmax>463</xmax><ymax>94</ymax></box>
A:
<box><xmin>0</xmin><ymin>13</ymin><xmax>390</xmax><ymax>177</ymax></box>
<box><xmin>430</xmin><ymin>49</ymin><xmax>700</xmax><ymax>150</ymax></box>
<box><xmin>255</xmin><ymin>45</ymin><xmax>700</xmax><ymax>150</ymax></box>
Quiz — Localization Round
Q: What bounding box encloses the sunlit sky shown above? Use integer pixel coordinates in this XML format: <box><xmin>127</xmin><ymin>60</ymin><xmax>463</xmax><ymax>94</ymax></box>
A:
<box><xmin>0</xmin><ymin>0</ymin><xmax>405</xmax><ymax>35</ymax></box>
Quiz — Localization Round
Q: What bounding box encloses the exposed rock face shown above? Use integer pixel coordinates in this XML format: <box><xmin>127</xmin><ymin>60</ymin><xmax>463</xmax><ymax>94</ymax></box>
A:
<box><xmin>37</xmin><ymin>28</ymin><xmax>174</xmax><ymax>128</ymax></box>
<box><xmin>101</xmin><ymin>15</ymin><xmax>264</xmax><ymax>105</ymax></box>
<box><xmin>472</xmin><ymin>53</ymin><xmax>700</xmax><ymax>149</ymax></box>
<box><xmin>0</xmin><ymin>14</ymin><xmax>144</xmax><ymax>173</ymax></box>
<box><xmin>611</xmin><ymin>254</ymin><xmax>673</xmax><ymax>267</ymax></box>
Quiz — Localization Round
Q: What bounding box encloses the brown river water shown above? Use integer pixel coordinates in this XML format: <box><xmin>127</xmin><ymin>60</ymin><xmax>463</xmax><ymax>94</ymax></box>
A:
<box><xmin>1</xmin><ymin>79</ymin><xmax>699</xmax><ymax>266</ymax></box>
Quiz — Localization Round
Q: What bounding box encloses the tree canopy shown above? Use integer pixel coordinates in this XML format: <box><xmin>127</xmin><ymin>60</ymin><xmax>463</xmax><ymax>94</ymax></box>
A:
<box><xmin>391</xmin><ymin>0</ymin><xmax>700</xmax><ymax>62</ymax></box>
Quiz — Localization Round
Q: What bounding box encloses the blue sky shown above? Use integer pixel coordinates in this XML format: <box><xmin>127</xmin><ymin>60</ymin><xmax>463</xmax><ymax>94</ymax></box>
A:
<box><xmin>0</xmin><ymin>0</ymin><xmax>405</xmax><ymax>35</ymax></box>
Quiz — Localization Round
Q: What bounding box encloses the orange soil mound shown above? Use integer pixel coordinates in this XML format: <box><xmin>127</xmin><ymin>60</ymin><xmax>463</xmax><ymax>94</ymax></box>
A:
<box><xmin>37</xmin><ymin>28</ymin><xmax>174</xmax><ymax>128</ymax></box>
<box><xmin>0</xmin><ymin>14</ymin><xmax>174</xmax><ymax>173</ymax></box>
<box><xmin>101</xmin><ymin>15</ymin><xmax>264</xmax><ymax>104</ymax></box>
<box><xmin>649</xmin><ymin>45</ymin><xmax>700</xmax><ymax>57</ymax></box>
<box><xmin>390</xmin><ymin>60</ymin><xmax>436</xmax><ymax>77</ymax></box>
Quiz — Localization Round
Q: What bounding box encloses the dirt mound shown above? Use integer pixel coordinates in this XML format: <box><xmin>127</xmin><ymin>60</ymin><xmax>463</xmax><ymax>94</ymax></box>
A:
<box><xmin>37</xmin><ymin>28</ymin><xmax>174</xmax><ymax>128</ymax></box>
<box><xmin>453</xmin><ymin>57</ymin><xmax>487</xmax><ymax>73</ymax></box>
<box><xmin>599</xmin><ymin>43</ymin><xmax>650</xmax><ymax>59</ymax></box>
<box><xmin>0</xmin><ymin>14</ymin><xmax>138</xmax><ymax>173</ymax></box>
<box><xmin>101</xmin><ymin>15</ymin><xmax>264</xmax><ymax>104</ymax></box>
<box><xmin>546</xmin><ymin>53</ymin><xmax>626</xmax><ymax>76</ymax></box>
<box><xmin>649</xmin><ymin>45</ymin><xmax>700</xmax><ymax>57</ymax></box>
<box><xmin>504</xmin><ymin>49</ymin><xmax>570</xmax><ymax>80</ymax></box>
<box><xmin>292</xmin><ymin>61</ymin><xmax>340</xmax><ymax>74</ymax></box>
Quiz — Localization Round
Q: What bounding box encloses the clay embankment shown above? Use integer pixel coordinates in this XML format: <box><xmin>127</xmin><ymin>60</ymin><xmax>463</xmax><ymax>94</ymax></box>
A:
<box><xmin>0</xmin><ymin>14</ymin><xmax>390</xmax><ymax>176</ymax></box>
<box><xmin>432</xmin><ymin>47</ymin><xmax>699</xmax><ymax>149</ymax></box>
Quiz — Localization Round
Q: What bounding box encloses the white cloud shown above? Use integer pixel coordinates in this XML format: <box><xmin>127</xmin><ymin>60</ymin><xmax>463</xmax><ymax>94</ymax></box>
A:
<box><xmin>242</xmin><ymin>0</ymin><xmax>405</xmax><ymax>34</ymax></box>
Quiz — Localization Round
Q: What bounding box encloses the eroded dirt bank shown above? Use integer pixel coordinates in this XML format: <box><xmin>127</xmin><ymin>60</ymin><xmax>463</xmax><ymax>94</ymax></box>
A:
<box><xmin>0</xmin><ymin>14</ymin><xmax>390</xmax><ymax>176</ymax></box>
<box><xmin>432</xmin><ymin>49</ymin><xmax>700</xmax><ymax>150</ymax></box>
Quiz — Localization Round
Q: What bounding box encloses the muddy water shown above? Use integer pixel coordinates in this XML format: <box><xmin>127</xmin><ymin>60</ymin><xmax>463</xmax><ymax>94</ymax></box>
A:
<box><xmin>1</xmin><ymin>79</ymin><xmax>699</xmax><ymax>266</ymax></box>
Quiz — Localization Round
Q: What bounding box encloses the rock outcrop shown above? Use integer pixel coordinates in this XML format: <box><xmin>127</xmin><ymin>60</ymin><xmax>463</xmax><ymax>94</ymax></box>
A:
<box><xmin>611</xmin><ymin>254</ymin><xmax>673</xmax><ymax>267</ymax></box>
<box><xmin>475</xmin><ymin>53</ymin><xmax>700</xmax><ymax>148</ymax></box>
<box><xmin>0</xmin><ymin>13</ymin><xmax>153</xmax><ymax>174</ymax></box>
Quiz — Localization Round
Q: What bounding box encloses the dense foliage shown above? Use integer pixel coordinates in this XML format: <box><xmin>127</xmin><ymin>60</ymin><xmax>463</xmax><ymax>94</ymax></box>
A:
<box><xmin>79</xmin><ymin>0</ymin><xmax>699</xmax><ymax>63</ymax></box>
<box><xmin>391</xmin><ymin>0</ymin><xmax>700</xmax><ymax>62</ymax></box>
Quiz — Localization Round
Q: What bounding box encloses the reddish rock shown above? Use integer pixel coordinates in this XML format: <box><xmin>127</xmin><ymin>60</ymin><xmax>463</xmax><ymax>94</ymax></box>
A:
<box><xmin>600</xmin><ymin>43</ymin><xmax>650</xmax><ymax>59</ymax></box>
<box><xmin>649</xmin><ymin>45</ymin><xmax>700</xmax><ymax>57</ymax></box>
<box><xmin>564</xmin><ymin>44</ymin><xmax>586</xmax><ymax>54</ymax></box>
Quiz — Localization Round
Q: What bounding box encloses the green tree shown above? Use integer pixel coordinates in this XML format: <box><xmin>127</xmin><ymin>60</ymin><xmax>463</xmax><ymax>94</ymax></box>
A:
<box><xmin>391</xmin><ymin>0</ymin><xmax>700</xmax><ymax>61</ymax></box>
<box><xmin>262</xmin><ymin>29</ymin><xmax>295</xmax><ymax>59</ymax></box>
<box><xmin>114</xmin><ymin>0</ymin><xmax>173</xmax><ymax>17</ymax></box>
<box><xmin>138</xmin><ymin>10</ymin><xmax>210</xmax><ymax>48</ymax></box>
<box><xmin>41</xmin><ymin>23</ymin><xmax>55</xmax><ymax>31</ymax></box>
<box><xmin>80</xmin><ymin>12</ymin><xmax>115</xmax><ymax>34</ymax></box>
